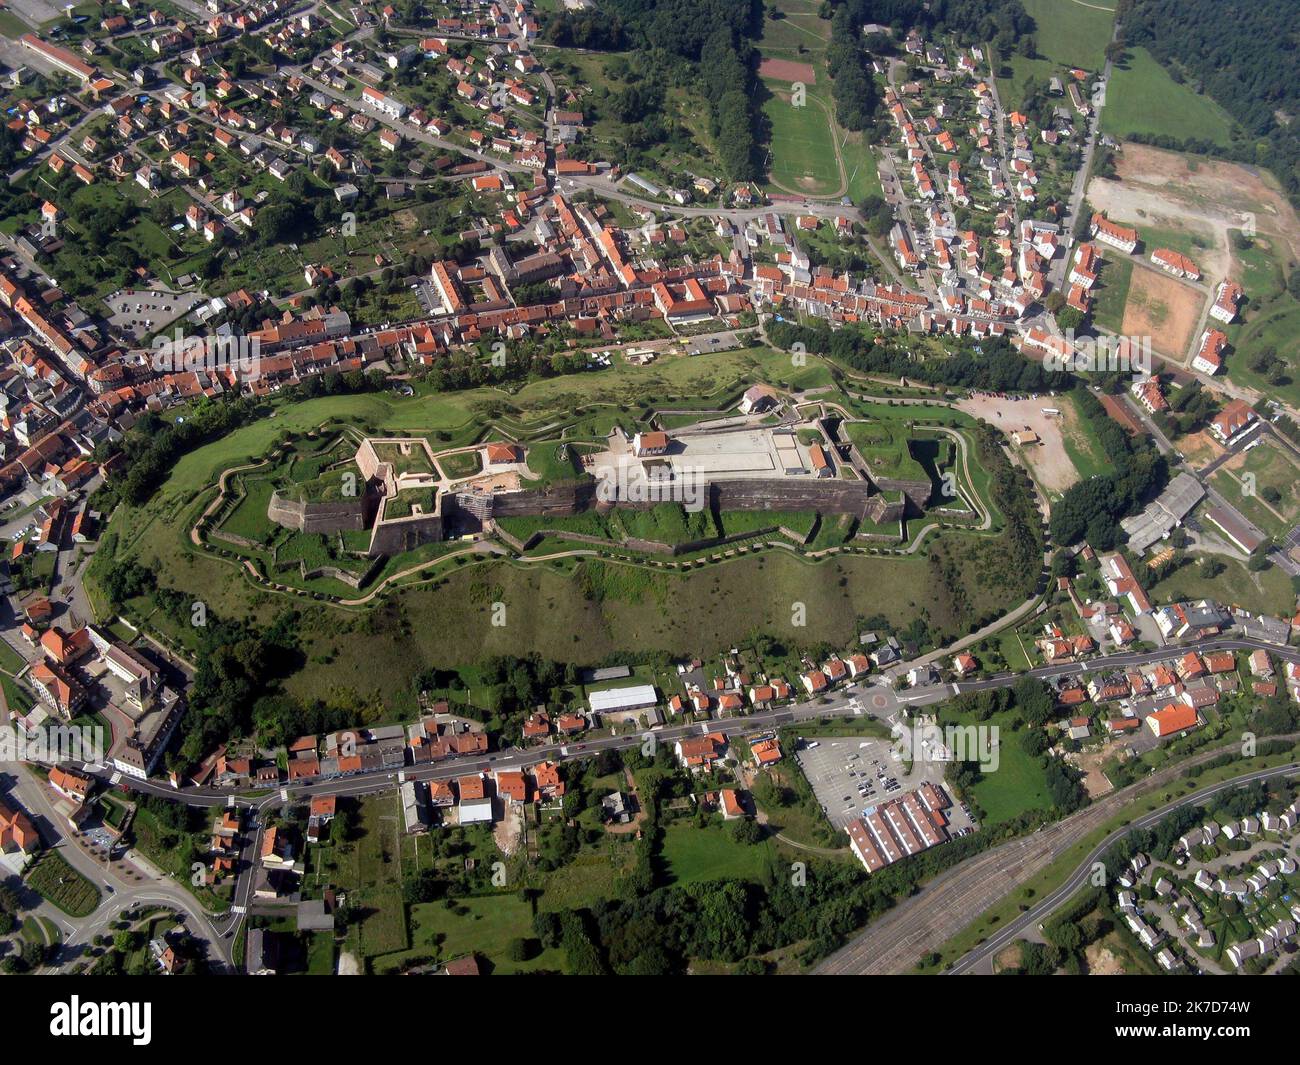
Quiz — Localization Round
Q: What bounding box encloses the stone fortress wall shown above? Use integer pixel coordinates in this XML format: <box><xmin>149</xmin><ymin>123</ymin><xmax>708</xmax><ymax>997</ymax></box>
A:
<box><xmin>266</xmin><ymin>491</ymin><xmax>368</xmax><ymax>533</ymax></box>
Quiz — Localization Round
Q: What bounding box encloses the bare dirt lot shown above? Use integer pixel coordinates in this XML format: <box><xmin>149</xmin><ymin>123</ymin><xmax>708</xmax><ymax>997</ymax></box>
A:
<box><xmin>956</xmin><ymin>395</ymin><xmax>1083</xmax><ymax>495</ymax></box>
<box><xmin>758</xmin><ymin>57</ymin><xmax>818</xmax><ymax>83</ymax></box>
<box><xmin>1179</xmin><ymin>428</ymin><xmax>1226</xmax><ymax>470</ymax></box>
<box><xmin>1073</xmin><ymin>747</ymin><xmax>1116</xmax><ymax>799</ymax></box>
<box><xmin>1084</xmin><ymin>941</ymin><xmax>1127</xmax><ymax>976</ymax></box>
<box><xmin>1120</xmin><ymin>266</ymin><xmax>1203</xmax><ymax>360</ymax></box>
<box><xmin>1087</xmin><ymin>143</ymin><xmax>1300</xmax><ymax>282</ymax></box>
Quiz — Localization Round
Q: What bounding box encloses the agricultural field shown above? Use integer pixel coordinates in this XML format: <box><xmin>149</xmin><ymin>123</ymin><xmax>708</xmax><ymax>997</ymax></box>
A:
<box><xmin>1100</xmin><ymin>47</ymin><xmax>1236</xmax><ymax>148</ymax></box>
<box><xmin>1119</xmin><ymin>265</ymin><xmax>1203</xmax><ymax>362</ymax></box>
<box><xmin>1018</xmin><ymin>0</ymin><xmax>1116</xmax><ymax>71</ymax></box>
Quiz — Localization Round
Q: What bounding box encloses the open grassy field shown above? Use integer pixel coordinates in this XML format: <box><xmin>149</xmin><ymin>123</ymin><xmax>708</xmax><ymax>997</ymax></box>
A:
<box><xmin>1209</xmin><ymin>436</ymin><xmax>1300</xmax><ymax>539</ymax></box>
<box><xmin>1149</xmin><ymin>556</ymin><xmax>1294</xmax><ymax>617</ymax></box>
<box><xmin>1020</xmin><ymin>0</ymin><xmax>1116</xmax><ymax>70</ymax></box>
<box><xmin>389</xmin><ymin>895</ymin><xmax>565</xmax><ymax>974</ymax></box>
<box><xmin>843</xmin><ymin>418</ymin><xmax>928</xmax><ymax>482</ymax></box>
<box><xmin>1222</xmin><ymin>235</ymin><xmax>1300</xmax><ymax>407</ymax></box>
<box><xmin>536</xmin><ymin>839</ymin><xmax>641</xmax><ymax>911</ymax></box>
<box><xmin>1090</xmin><ymin>255</ymin><xmax>1134</xmax><ymax>334</ymax></box>
<box><xmin>662</xmin><ymin>822</ymin><xmax>775</xmax><ymax>885</ymax></box>
<box><xmin>1057</xmin><ymin>390</ymin><xmax>1112</xmax><ymax>482</ymax></box>
<box><xmin>1101</xmin><ymin>47</ymin><xmax>1236</xmax><ymax>147</ymax></box>
<box><xmin>935</xmin><ymin>709</ymin><xmax>1055</xmax><ymax>826</ymax></box>
<box><xmin>1226</xmin><ymin>297</ymin><xmax>1300</xmax><ymax>407</ymax></box>
<box><xmin>281</xmin><ymin>545</ymin><xmax>1009</xmax><ymax>708</ymax></box>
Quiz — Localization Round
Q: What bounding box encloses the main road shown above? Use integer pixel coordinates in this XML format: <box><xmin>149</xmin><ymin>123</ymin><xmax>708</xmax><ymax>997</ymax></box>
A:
<box><xmin>946</xmin><ymin>759</ymin><xmax>1300</xmax><ymax>974</ymax></box>
<box><xmin>57</xmin><ymin>631</ymin><xmax>1297</xmax><ymax>970</ymax></box>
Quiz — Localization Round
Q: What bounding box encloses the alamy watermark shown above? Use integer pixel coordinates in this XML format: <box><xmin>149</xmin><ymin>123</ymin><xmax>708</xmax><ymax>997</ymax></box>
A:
<box><xmin>151</xmin><ymin>328</ymin><xmax>262</xmax><ymax>382</ymax></box>
<box><xmin>596</xmin><ymin>463</ymin><xmax>707</xmax><ymax>512</ymax></box>
<box><xmin>1044</xmin><ymin>330</ymin><xmax>1152</xmax><ymax>379</ymax></box>
<box><xmin>891</xmin><ymin>715</ymin><xmax>1000</xmax><ymax>772</ymax></box>
<box><xmin>0</xmin><ymin>723</ymin><xmax>105</xmax><ymax>765</ymax></box>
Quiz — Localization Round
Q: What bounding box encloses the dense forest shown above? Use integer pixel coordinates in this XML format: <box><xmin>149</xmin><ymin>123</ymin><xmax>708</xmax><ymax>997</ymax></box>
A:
<box><xmin>549</xmin><ymin>0</ymin><xmax>764</xmax><ymax>183</ymax></box>
<box><xmin>837</xmin><ymin>0</ymin><xmax>1033</xmax><ymax>51</ymax></box>
<box><xmin>1116</xmin><ymin>0</ymin><xmax>1300</xmax><ymax>204</ymax></box>
<box><xmin>1047</xmin><ymin>388</ymin><xmax>1168</xmax><ymax>549</ymax></box>
<box><xmin>766</xmin><ymin>320</ymin><xmax>1073</xmax><ymax>393</ymax></box>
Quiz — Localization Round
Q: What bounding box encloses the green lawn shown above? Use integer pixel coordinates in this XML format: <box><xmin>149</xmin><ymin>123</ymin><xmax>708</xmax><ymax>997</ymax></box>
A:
<box><xmin>437</xmin><ymin>449</ymin><xmax>483</xmax><ymax>479</ymax></box>
<box><xmin>1101</xmin><ymin>47</ymin><xmax>1236</xmax><ymax>147</ymax></box>
<box><xmin>717</xmin><ymin>509</ymin><xmax>818</xmax><ymax>538</ymax></box>
<box><xmin>662</xmin><ymin>822</ymin><xmax>775</xmax><ymax>884</ymax></box>
<box><xmin>0</xmin><ymin>638</ymin><xmax>27</xmax><ymax>674</ymax></box>
<box><xmin>843</xmin><ymin>418</ymin><xmax>929</xmax><ymax>482</ymax></box>
<box><xmin>25</xmin><ymin>851</ymin><xmax>101</xmax><ymax>918</ymax></box>
<box><xmin>217</xmin><ymin>475</ymin><xmax>279</xmax><ymax>542</ymax></box>
<box><xmin>1</xmin><ymin>674</ymin><xmax>35</xmax><ymax>714</ymax></box>
<box><xmin>1020</xmin><ymin>0</ymin><xmax>1116</xmax><ymax>70</ymax></box>
<box><xmin>379</xmin><ymin>895</ymin><xmax>565</xmax><ymax>975</ymax></box>
<box><xmin>966</xmin><ymin>713</ymin><xmax>1055</xmax><ymax>825</ymax></box>
<box><xmin>762</xmin><ymin>84</ymin><xmax>842</xmax><ymax>197</ymax></box>
<box><xmin>1090</xmin><ymin>254</ymin><xmax>1133</xmax><ymax>333</ymax></box>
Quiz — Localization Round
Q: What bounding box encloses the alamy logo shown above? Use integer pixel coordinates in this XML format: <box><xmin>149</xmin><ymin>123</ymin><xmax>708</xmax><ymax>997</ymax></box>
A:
<box><xmin>1044</xmin><ymin>331</ymin><xmax>1152</xmax><ymax>378</ymax></box>
<box><xmin>151</xmin><ymin>328</ymin><xmax>261</xmax><ymax>382</ymax></box>
<box><xmin>596</xmin><ymin>464</ymin><xmax>707</xmax><ymax>512</ymax></box>
<box><xmin>50</xmin><ymin>997</ymin><xmax>152</xmax><ymax>1046</ymax></box>
<box><xmin>0</xmin><ymin>724</ymin><xmax>104</xmax><ymax>765</ymax></box>
<box><xmin>891</xmin><ymin>715</ymin><xmax>1000</xmax><ymax>771</ymax></box>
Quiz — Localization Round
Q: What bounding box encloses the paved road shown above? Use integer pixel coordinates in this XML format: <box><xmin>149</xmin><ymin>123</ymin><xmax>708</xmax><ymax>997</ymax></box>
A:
<box><xmin>1051</xmin><ymin>21</ymin><xmax>1118</xmax><ymax>288</ymax></box>
<box><xmin>4</xmin><ymin>767</ymin><xmax>233</xmax><ymax>972</ymax></box>
<box><xmin>55</xmin><ymin>631</ymin><xmax>1295</xmax><ymax>972</ymax></box>
<box><xmin>816</xmin><ymin>736</ymin><xmax>1300</xmax><ymax>976</ymax></box>
<box><xmin>948</xmin><ymin>760</ymin><xmax>1300</xmax><ymax>974</ymax></box>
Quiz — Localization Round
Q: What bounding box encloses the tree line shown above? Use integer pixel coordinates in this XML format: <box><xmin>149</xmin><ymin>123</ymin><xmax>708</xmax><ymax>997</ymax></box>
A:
<box><xmin>1116</xmin><ymin>0</ymin><xmax>1300</xmax><ymax>207</ymax></box>
<box><xmin>1047</xmin><ymin>388</ymin><xmax>1168</xmax><ymax>549</ymax></box>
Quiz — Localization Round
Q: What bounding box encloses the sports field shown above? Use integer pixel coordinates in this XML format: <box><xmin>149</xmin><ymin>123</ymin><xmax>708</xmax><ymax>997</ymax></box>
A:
<box><xmin>755</xmin><ymin>0</ymin><xmax>882</xmax><ymax>201</ymax></box>
<box><xmin>762</xmin><ymin>87</ymin><xmax>842</xmax><ymax>197</ymax></box>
